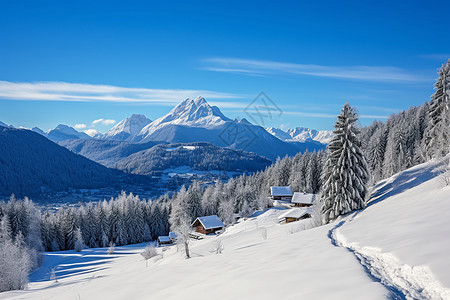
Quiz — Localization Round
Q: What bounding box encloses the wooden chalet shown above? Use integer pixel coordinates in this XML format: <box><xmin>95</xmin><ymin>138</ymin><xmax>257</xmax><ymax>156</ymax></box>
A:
<box><xmin>191</xmin><ymin>215</ymin><xmax>225</xmax><ymax>235</ymax></box>
<box><xmin>291</xmin><ymin>192</ymin><xmax>315</xmax><ymax>207</ymax></box>
<box><xmin>278</xmin><ymin>208</ymin><xmax>312</xmax><ymax>223</ymax></box>
<box><xmin>270</xmin><ymin>186</ymin><xmax>293</xmax><ymax>202</ymax></box>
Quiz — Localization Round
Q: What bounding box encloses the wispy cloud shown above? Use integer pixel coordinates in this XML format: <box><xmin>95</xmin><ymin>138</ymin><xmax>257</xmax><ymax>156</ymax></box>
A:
<box><xmin>92</xmin><ymin>118</ymin><xmax>116</xmax><ymax>126</ymax></box>
<box><xmin>202</xmin><ymin>57</ymin><xmax>426</xmax><ymax>82</ymax></box>
<box><xmin>0</xmin><ymin>81</ymin><xmax>241</xmax><ymax>104</ymax></box>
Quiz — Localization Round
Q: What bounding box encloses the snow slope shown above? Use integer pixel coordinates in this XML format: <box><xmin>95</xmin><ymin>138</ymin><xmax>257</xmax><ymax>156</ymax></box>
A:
<box><xmin>335</xmin><ymin>158</ymin><xmax>450</xmax><ymax>299</ymax></box>
<box><xmin>2</xmin><ymin>159</ymin><xmax>450</xmax><ymax>299</ymax></box>
<box><xmin>0</xmin><ymin>209</ymin><xmax>387</xmax><ymax>300</ymax></box>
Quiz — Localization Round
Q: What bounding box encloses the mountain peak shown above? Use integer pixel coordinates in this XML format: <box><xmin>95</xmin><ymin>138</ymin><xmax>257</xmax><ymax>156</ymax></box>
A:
<box><xmin>194</xmin><ymin>96</ymin><xmax>207</xmax><ymax>105</ymax></box>
<box><xmin>103</xmin><ymin>114</ymin><xmax>152</xmax><ymax>141</ymax></box>
<box><xmin>136</xmin><ymin>96</ymin><xmax>231</xmax><ymax>141</ymax></box>
<box><xmin>55</xmin><ymin>124</ymin><xmax>73</xmax><ymax>131</ymax></box>
<box><xmin>47</xmin><ymin>124</ymin><xmax>91</xmax><ymax>142</ymax></box>
<box><xmin>157</xmin><ymin>96</ymin><xmax>229</xmax><ymax>126</ymax></box>
<box><xmin>32</xmin><ymin>127</ymin><xmax>46</xmax><ymax>136</ymax></box>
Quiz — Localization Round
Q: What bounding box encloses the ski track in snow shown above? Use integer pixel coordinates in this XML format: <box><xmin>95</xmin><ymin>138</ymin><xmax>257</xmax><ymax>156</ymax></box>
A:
<box><xmin>328</xmin><ymin>216</ymin><xmax>450</xmax><ymax>300</ymax></box>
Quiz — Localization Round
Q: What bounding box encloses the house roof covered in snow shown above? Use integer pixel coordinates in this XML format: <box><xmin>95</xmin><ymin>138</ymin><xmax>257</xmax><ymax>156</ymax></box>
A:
<box><xmin>270</xmin><ymin>186</ymin><xmax>293</xmax><ymax>197</ymax></box>
<box><xmin>291</xmin><ymin>192</ymin><xmax>315</xmax><ymax>204</ymax></box>
<box><xmin>158</xmin><ymin>236</ymin><xmax>171</xmax><ymax>242</ymax></box>
<box><xmin>278</xmin><ymin>208</ymin><xmax>312</xmax><ymax>220</ymax></box>
<box><xmin>192</xmin><ymin>215</ymin><xmax>224</xmax><ymax>230</ymax></box>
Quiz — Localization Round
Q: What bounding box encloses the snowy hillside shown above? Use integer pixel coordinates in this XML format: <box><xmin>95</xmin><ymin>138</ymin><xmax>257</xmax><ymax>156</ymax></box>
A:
<box><xmin>4</xmin><ymin>159</ymin><xmax>450</xmax><ymax>299</ymax></box>
<box><xmin>102</xmin><ymin>114</ymin><xmax>152</xmax><ymax>141</ymax></box>
<box><xmin>59</xmin><ymin>139</ymin><xmax>161</xmax><ymax>167</ymax></box>
<box><xmin>266</xmin><ymin>126</ymin><xmax>334</xmax><ymax>144</ymax></box>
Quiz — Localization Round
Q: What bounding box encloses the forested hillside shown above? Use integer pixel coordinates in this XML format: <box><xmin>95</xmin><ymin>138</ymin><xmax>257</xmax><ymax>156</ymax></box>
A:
<box><xmin>114</xmin><ymin>142</ymin><xmax>272</xmax><ymax>175</ymax></box>
<box><xmin>0</xmin><ymin>128</ymin><xmax>120</xmax><ymax>197</ymax></box>
<box><xmin>361</xmin><ymin>60</ymin><xmax>450</xmax><ymax>182</ymax></box>
<box><xmin>59</xmin><ymin>139</ymin><xmax>161</xmax><ymax>167</ymax></box>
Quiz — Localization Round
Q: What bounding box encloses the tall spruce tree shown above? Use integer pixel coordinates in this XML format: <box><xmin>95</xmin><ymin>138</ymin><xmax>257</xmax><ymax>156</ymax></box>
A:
<box><xmin>423</xmin><ymin>59</ymin><xmax>450</xmax><ymax>158</ymax></box>
<box><xmin>321</xmin><ymin>103</ymin><xmax>369</xmax><ymax>224</ymax></box>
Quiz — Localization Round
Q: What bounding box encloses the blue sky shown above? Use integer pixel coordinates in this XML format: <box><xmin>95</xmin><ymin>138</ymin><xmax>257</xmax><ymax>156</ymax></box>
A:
<box><xmin>0</xmin><ymin>0</ymin><xmax>449</xmax><ymax>133</ymax></box>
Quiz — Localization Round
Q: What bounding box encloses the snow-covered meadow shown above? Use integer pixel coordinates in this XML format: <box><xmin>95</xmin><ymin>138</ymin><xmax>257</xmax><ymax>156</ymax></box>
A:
<box><xmin>2</xmin><ymin>159</ymin><xmax>450</xmax><ymax>300</ymax></box>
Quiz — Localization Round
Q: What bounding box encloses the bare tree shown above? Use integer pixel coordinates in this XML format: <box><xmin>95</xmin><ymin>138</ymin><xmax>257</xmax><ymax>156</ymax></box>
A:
<box><xmin>210</xmin><ymin>239</ymin><xmax>224</xmax><ymax>254</ymax></box>
<box><xmin>107</xmin><ymin>242</ymin><xmax>115</xmax><ymax>255</ymax></box>
<box><xmin>260</xmin><ymin>227</ymin><xmax>268</xmax><ymax>240</ymax></box>
<box><xmin>438</xmin><ymin>157</ymin><xmax>450</xmax><ymax>187</ymax></box>
<box><xmin>141</xmin><ymin>244</ymin><xmax>158</xmax><ymax>266</ymax></box>
<box><xmin>50</xmin><ymin>267</ymin><xmax>58</xmax><ymax>283</ymax></box>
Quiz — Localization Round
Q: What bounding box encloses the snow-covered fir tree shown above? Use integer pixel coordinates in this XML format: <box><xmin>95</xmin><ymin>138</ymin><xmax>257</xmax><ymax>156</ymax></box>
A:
<box><xmin>321</xmin><ymin>103</ymin><xmax>369</xmax><ymax>224</ymax></box>
<box><xmin>423</xmin><ymin>59</ymin><xmax>450</xmax><ymax>159</ymax></box>
<box><xmin>73</xmin><ymin>228</ymin><xmax>84</xmax><ymax>252</ymax></box>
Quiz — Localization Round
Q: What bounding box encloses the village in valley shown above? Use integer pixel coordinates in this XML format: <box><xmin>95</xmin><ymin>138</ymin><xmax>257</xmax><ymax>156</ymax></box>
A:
<box><xmin>157</xmin><ymin>186</ymin><xmax>315</xmax><ymax>247</ymax></box>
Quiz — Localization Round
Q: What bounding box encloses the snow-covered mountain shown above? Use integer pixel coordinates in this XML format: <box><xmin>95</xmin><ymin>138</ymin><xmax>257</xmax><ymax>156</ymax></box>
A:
<box><xmin>132</xmin><ymin>96</ymin><xmax>323</xmax><ymax>160</ymax></box>
<box><xmin>102</xmin><ymin>114</ymin><xmax>152</xmax><ymax>141</ymax></box>
<box><xmin>46</xmin><ymin>124</ymin><xmax>92</xmax><ymax>142</ymax></box>
<box><xmin>265</xmin><ymin>127</ymin><xmax>292</xmax><ymax>141</ymax></box>
<box><xmin>0</xmin><ymin>120</ymin><xmax>8</xmax><ymax>127</ymax></box>
<box><xmin>266</xmin><ymin>126</ymin><xmax>334</xmax><ymax>144</ymax></box>
<box><xmin>136</xmin><ymin>96</ymin><xmax>230</xmax><ymax>140</ymax></box>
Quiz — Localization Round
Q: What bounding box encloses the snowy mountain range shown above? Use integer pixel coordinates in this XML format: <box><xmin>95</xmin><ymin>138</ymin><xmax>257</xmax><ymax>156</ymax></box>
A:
<box><xmin>126</xmin><ymin>96</ymin><xmax>324</xmax><ymax>160</ymax></box>
<box><xmin>266</xmin><ymin>126</ymin><xmax>334</xmax><ymax>144</ymax></box>
<box><xmin>29</xmin><ymin>124</ymin><xmax>92</xmax><ymax>142</ymax></box>
<box><xmin>0</xmin><ymin>96</ymin><xmax>327</xmax><ymax>161</ymax></box>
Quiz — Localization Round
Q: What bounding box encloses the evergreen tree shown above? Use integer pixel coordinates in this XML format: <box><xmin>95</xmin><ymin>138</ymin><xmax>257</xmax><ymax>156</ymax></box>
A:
<box><xmin>321</xmin><ymin>103</ymin><xmax>370</xmax><ymax>223</ymax></box>
<box><xmin>73</xmin><ymin>228</ymin><xmax>84</xmax><ymax>252</ymax></box>
<box><xmin>423</xmin><ymin>59</ymin><xmax>450</xmax><ymax>158</ymax></box>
